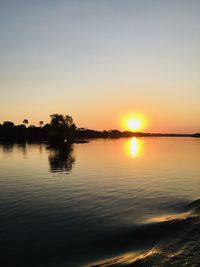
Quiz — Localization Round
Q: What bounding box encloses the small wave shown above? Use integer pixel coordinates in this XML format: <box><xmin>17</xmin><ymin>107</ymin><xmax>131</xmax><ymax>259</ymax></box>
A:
<box><xmin>87</xmin><ymin>248</ymin><xmax>160</xmax><ymax>267</ymax></box>
<box><xmin>187</xmin><ymin>198</ymin><xmax>200</xmax><ymax>213</ymax></box>
<box><xmin>87</xmin><ymin>199</ymin><xmax>200</xmax><ymax>267</ymax></box>
<box><xmin>89</xmin><ymin>256</ymin><xmax>124</xmax><ymax>267</ymax></box>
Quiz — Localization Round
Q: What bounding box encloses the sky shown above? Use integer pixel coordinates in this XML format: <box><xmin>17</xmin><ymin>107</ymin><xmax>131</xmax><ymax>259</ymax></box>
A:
<box><xmin>0</xmin><ymin>0</ymin><xmax>199</xmax><ymax>133</ymax></box>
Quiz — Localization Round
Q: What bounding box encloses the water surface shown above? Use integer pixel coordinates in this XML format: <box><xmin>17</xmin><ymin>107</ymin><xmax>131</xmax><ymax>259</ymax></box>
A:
<box><xmin>0</xmin><ymin>138</ymin><xmax>200</xmax><ymax>266</ymax></box>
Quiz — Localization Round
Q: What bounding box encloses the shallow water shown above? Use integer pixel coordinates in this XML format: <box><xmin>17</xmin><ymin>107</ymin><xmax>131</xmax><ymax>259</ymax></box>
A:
<box><xmin>0</xmin><ymin>137</ymin><xmax>200</xmax><ymax>266</ymax></box>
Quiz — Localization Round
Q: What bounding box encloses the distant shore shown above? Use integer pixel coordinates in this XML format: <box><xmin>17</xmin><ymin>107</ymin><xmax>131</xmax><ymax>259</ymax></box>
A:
<box><xmin>0</xmin><ymin>127</ymin><xmax>199</xmax><ymax>143</ymax></box>
<box><xmin>1</xmin><ymin>114</ymin><xmax>199</xmax><ymax>143</ymax></box>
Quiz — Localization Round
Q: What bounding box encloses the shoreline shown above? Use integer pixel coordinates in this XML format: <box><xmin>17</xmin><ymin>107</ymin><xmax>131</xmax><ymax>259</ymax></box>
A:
<box><xmin>0</xmin><ymin>133</ymin><xmax>199</xmax><ymax>144</ymax></box>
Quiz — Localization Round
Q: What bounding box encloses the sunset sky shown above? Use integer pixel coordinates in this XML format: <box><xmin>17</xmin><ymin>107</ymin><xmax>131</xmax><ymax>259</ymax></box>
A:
<box><xmin>0</xmin><ymin>0</ymin><xmax>199</xmax><ymax>133</ymax></box>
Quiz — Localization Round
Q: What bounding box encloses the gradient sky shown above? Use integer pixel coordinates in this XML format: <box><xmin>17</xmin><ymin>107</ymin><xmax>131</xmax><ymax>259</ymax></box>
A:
<box><xmin>0</xmin><ymin>0</ymin><xmax>199</xmax><ymax>133</ymax></box>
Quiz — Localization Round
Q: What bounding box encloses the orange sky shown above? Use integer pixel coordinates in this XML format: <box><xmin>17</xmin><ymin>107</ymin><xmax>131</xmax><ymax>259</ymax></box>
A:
<box><xmin>0</xmin><ymin>1</ymin><xmax>199</xmax><ymax>133</ymax></box>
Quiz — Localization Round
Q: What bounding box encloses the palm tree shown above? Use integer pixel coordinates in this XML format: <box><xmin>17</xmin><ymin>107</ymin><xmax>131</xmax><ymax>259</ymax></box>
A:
<box><xmin>39</xmin><ymin>121</ymin><xmax>44</xmax><ymax>127</ymax></box>
<box><xmin>23</xmin><ymin>119</ymin><xmax>29</xmax><ymax>127</ymax></box>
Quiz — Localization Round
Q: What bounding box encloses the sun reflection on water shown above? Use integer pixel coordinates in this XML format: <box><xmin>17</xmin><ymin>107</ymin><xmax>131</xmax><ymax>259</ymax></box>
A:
<box><xmin>126</xmin><ymin>137</ymin><xmax>143</xmax><ymax>158</ymax></box>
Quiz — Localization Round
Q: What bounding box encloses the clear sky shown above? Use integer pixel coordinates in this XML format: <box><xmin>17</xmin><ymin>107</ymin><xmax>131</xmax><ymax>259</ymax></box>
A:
<box><xmin>0</xmin><ymin>0</ymin><xmax>199</xmax><ymax>133</ymax></box>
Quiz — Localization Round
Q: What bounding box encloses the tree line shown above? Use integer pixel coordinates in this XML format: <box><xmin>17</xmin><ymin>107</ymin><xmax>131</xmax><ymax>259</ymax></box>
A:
<box><xmin>0</xmin><ymin>114</ymin><xmax>77</xmax><ymax>143</ymax></box>
<box><xmin>0</xmin><ymin>113</ymin><xmax>199</xmax><ymax>143</ymax></box>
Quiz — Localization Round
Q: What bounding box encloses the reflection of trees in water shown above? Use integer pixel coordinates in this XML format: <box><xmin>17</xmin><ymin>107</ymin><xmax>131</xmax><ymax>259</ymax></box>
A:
<box><xmin>1</xmin><ymin>142</ymin><xmax>27</xmax><ymax>156</ymax></box>
<box><xmin>1</xmin><ymin>142</ymin><xmax>14</xmax><ymax>153</ymax></box>
<box><xmin>16</xmin><ymin>143</ymin><xmax>28</xmax><ymax>157</ymax></box>
<box><xmin>47</xmin><ymin>144</ymin><xmax>75</xmax><ymax>174</ymax></box>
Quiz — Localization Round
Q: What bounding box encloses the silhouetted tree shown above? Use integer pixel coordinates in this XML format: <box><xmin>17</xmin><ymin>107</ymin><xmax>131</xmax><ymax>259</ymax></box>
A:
<box><xmin>49</xmin><ymin>114</ymin><xmax>76</xmax><ymax>143</ymax></box>
<box><xmin>23</xmin><ymin>119</ymin><xmax>29</xmax><ymax>127</ymax></box>
<box><xmin>0</xmin><ymin>121</ymin><xmax>15</xmax><ymax>140</ymax></box>
<box><xmin>193</xmin><ymin>133</ymin><xmax>200</xmax><ymax>137</ymax></box>
<box><xmin>39</xmin><ymin>121</ymin><xmax>44</xmax><ymax>127</ymax></box>
<box><xmin>50</xmin><ymin>114</ymin><xmax>75</xmax><ymax>128</ymax></box>
<box><xmin>3</xmin><ymin>121</ymin><xmax>14</xmax><ymax>128</ymax></box>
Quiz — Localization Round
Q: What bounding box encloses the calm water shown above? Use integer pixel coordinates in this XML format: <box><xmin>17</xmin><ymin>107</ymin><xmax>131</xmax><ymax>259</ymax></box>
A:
<box><xmin>0</xmin><ymin>138</ymin><xmax>200</xmax><ymax>267</ymax></box>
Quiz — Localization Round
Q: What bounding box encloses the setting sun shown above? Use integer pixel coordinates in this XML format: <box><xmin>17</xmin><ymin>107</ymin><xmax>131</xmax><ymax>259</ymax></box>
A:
<box><xmin>120</xmin><ymin>112</ymin><xmax>147</xmax><ymax>132</ymax></box>
<box><xmin>127</xmin><ymin>118</ymin><xmax>141</xmax><ymax>131</ymax></box>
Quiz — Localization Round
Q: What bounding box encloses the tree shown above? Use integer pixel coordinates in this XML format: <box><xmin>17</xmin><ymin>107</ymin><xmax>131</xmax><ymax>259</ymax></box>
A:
<box><xmin>50</xmin><ymin>114</ymin><xmax>75</xmax><ymax>129</ymax></box>
<box><xmin>3</xmin><ymin>121</ymin><xmax>14</xmax><ymax>128</ymax></box>
<box><xmin>49</xmin><ymin>114</ymin><xmax>76</xmax><ymax>142</ymax></box>
<box><xmin>50</xmin><ymin>114</ymin><xmax>64</xmax><ymax>128</ymax></box>
<box><xmin>65</xmin><ymin>115</ymin><xmax>74</xmax><ymax>128</ymax></box>
<box><xmin>39</xmin><ymin>121</ymin><xmax>44</xmax><ymax>127</ymax></box>
<box><xmin>23</xmin><ymin>119</ymin><xmax>29</xmax><ymax>127</ymax></box>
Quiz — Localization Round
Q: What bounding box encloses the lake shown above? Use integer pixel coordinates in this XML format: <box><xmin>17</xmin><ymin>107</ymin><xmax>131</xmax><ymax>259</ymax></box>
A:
<box><xmin>0</xmin><ymin>137</ymin><xmax>200</xmax><ymax>266</ymax></box>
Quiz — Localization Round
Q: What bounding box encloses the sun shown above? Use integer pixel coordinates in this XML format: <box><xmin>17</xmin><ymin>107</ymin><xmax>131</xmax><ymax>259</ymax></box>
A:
<box><xmin>127</xmin><ymin>118</ymin><xmax>141</xmax><ymax>131</ymax></box>
<box><xmin>120</xmin><ymin>112</ymin><xmax>147</xmax><ymax>132</ymax></box>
